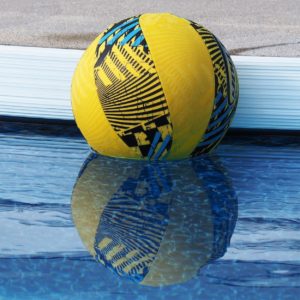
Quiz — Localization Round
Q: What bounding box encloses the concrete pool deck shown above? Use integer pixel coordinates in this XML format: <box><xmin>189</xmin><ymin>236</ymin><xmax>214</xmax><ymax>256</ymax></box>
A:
<box><xmin>0</xmin><ymin>0</ymin><xmax>299</xmax><ymax>56</ymax></box>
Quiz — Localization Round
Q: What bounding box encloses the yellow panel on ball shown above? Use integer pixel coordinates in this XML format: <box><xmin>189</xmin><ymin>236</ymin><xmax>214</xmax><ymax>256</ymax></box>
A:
<box><xmin>71</xmin><ymin>13</ymin><xmax>239</xmax><ymax>160</ymax></box>
<box><xmin>139</xmin><ymin>13</ymin><xmax>215</xmax><ymax>159</ymax></box>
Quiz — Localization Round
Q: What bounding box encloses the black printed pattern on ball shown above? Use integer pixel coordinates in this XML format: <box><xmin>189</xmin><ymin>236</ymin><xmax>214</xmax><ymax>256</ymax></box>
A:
<box><xmin>190</xmin><ymin>21</ymin><xmax>239</xmax><ymax>156</ymax></box>
<box><xmin>94</xmin><ymin>16</ymin><xmax>173</xmax><ymax>160</ymax></box>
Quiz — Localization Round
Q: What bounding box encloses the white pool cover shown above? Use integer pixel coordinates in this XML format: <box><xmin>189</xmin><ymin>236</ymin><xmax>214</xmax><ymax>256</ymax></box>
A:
<box><xmin>0</xmin><ymin>45</ymin><xmax>299</xmax><ymax>130</ymax></box>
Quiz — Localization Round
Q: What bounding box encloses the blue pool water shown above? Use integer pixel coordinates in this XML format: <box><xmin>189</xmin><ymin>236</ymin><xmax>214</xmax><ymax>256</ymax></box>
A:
<box><xmin>0</xmin><ymin>122</ymin><xmax>299</xmax><ymax>300</ymax></box>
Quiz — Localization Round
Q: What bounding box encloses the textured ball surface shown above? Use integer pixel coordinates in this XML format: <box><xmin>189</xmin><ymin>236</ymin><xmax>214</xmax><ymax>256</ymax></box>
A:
<box><xmin>72</xmin><ymin>154</ymin><xmax>238</xmax><ymax>286</ymax></box>
<box><xmin>71</xmin><ymin>13</ymin><xmax>239</xmax><ymax>160</ymax></box>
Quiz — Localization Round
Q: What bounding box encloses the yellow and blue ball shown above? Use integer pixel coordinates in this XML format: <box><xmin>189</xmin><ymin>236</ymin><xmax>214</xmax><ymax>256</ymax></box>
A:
<box><xmin>71</xmin><ymin>13</ymin><xmax>239</xmax><ymax>160</ymax></box>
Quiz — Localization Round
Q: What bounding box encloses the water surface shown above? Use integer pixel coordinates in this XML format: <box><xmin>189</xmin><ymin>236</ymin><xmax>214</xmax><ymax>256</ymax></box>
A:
<box><xmin>0</xmin><ymin>122</ymin><xmax>299</xmax><ymax>299</ymax></box>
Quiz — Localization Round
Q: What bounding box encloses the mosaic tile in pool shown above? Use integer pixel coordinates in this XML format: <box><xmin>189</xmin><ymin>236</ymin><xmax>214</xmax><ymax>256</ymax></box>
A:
<box><xmin>0</xmin><ymin>122</ymin><xmax>299</xmax><ymax>300</ymax></box>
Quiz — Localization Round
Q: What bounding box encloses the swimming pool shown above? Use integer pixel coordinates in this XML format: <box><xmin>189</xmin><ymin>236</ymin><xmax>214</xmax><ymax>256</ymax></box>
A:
<box><xmin>0</xmin><ymin>121</ymin><xmax>299</xmax><ymax>299</ymax></box>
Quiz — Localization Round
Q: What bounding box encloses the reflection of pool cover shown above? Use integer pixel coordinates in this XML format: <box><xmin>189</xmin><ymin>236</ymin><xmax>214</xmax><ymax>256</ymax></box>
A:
<box><xmin>72</xmin><ymin>154</ymin><xmax>238</xmax><ymax>286</ymax></box>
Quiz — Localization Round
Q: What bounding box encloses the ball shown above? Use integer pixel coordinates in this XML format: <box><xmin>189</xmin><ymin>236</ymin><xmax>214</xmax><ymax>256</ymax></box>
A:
<box><xmin>71</xmin><ymin>13</ymin><xmax>239</xmax><ymax>160</ymax></box>
<box><xmin>72</xmin><ymin>154</ymin><xmax>238</xmax><ymax>286</ymax></box>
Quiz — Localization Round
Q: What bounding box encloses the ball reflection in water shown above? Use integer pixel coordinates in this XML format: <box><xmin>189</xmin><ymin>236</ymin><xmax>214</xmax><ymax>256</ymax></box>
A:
<box><xmin>72</xmin><ymin>154</ymin><xmax>237</xmax><ymax>286</ymax></box>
